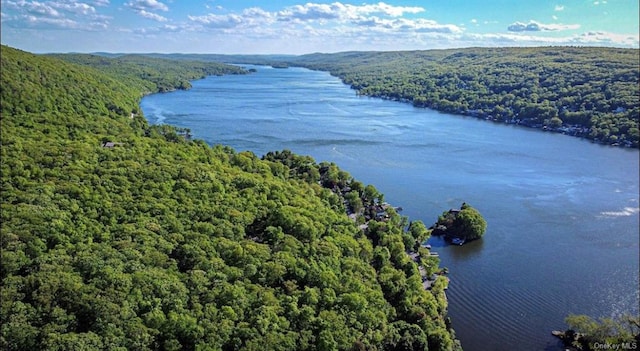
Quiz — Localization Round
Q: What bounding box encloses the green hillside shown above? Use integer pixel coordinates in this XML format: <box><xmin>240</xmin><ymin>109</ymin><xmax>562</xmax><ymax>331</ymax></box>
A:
<box><xmin>46</xmin><ymin>53</ymin><xmax>247</xmax><ymax>93</ymax></box>
<box><xmin>1</xmin><ymin>45</ymin><xmax>457</xmax><ymax>351</ymax></box>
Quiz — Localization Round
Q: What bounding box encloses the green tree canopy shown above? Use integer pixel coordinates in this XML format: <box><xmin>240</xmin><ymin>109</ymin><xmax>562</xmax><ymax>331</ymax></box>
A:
<box><xmin>0</xmin><ymin>45</ymin><xmax>461</xmax><ymax>351</ymax></box>
<box><xmin>433</xmin><ymin>203</ymin><xmax>487</xmax><ymax>242</ymax></box>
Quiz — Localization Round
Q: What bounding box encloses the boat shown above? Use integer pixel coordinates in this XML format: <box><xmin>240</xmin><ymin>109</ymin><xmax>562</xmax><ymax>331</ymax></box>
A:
<box><xmin>451</xmin><ymin>237</ymin><xmax>466</xmax><ymax>246</ymax></box>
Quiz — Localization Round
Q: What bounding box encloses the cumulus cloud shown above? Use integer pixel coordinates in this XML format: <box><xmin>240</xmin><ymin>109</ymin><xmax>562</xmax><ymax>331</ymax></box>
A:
<box><xmin>459</xmin><ymin>29</ymin><xmax>639</xmax><ymax>50</ymax></box>
<box><xmin>24</xmin><ymin>14</ymin><xmax>76</xmax><ymax>27</ymax></box>
<box><xmin>356</xmin><ymin>2</ymin><xmax>424</xmax><ymax>17</ymax></box>
<box><xmin>126</xmin><ymin>0</ymin><xmax>168</xmax><ymax>12</ymax></box>
<box><xmin>278</xmin><ymin>3</ymin><xmax>343</xmax><ymax>21</ymax></box>
<box><xmin>349</xmin><ymin>16</ymin><xmax>460</xmax><ymax>34</ymax></box>
<box><xmin>188</xmin><ymin>2</ymin><xmax>459</xmax><ymax>36</ymax></box>
<box><xmin>3</xmin><ymin>1</ymin><xmax>61</xmax><ymax>17</ymax></box>
<box><xmin>1</xmin><ymin>0</ymin><xmax>109</xmax><ymax>30</ymax></box>
<box><xmin>126</xmin><ymin>0</ymin><xmax>168</xmax><ymax>22</ymax></box>
<box><xmin>507</xmin><ymin>20</ymin><xmax>579</xmax><ymax>32</ymax></box>
<box><xmin>277</xmin><ymin>2</ymin><xmax>424</xmax><ymax>22</ymax></box>
<box><xmin>57</xmin><ymin>3</ymin><xmax>97</xmax><ymax>15</ymax></box>
<box><xmin>182</xmin><ymin>2</ymin><xmax>463</xmax><ymax>52</ymax></box>
<box><xmin>189</xmin><ymin>1</ymin><xmax>428</xmax><ymax>27</ymax></box>
<box><xmin>188</xmin><ymin>7</ymin><xmax>275</xmax><ymax>29</ymax></box>
<box><xmin>189</xmin><ymin>13</ymin><xmax>245</xmax><ymax>28</ymax></box>
<box><xmin>139</xmin><ymin>9</ymin><xmax>167</xmax><ymax>22</ymax></box>
<box><xmin>508</xmin><ymin>21</ymin><xmax>541</xmax><ymax>32</ymax></box>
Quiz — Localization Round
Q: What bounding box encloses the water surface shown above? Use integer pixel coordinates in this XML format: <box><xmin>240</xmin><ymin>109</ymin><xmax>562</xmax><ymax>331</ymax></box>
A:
<box><xmin>141</xmin><ymin>65</ymin><xmax>640</xmax><ymax>351</ymax></box>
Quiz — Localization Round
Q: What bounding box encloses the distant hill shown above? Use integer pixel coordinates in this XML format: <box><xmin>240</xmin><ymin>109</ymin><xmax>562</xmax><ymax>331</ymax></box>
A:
<box><xmin>87</xmin><ymin>52</ymin><xmax>297</xmax><ymax>66</ymax></box>
<box><xmin>1</xmin><ymin>45</ymin><xmax>458</xmax><ymax>351</ymax></box>
<box><xmin>47</xmin><ymin>53</ymin><xmax>247</xmax><ymax>92</ymax></box>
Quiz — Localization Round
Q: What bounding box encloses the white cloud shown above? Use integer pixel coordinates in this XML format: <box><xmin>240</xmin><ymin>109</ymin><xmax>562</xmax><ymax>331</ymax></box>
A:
<box><xmin>188</xmin><ymin>2</ymin><xmax>458</xmax><ymax>37</ymax></box>
<box><xmin>406</xmin><ymin>19</ymin><xmax>462</xmax><ymax>33</ymax></box>
<box><xmin>573</xmin><ymin>31</ymin><xmax>639</xmax><ymax>47</ymax></box>
<box><xmin>189</xmin><ymin>2</ymin><xmax>427</xmax><ymax>28</ymax></box>
<box><xmin>125</xmin><ymin>0</ymin><xmax>169</xmax><ymax>22</ymax></box>
<box><xmin>507</xmin><ymin>20</ymin><xmax>579</xmax><ymax>32</ymax></box>
<box><xmin>179</xmin><ymin>3</ymin><xmax>461</xmax><ymax>53</ymax></box>
<box><xmin>56</xmin><ymin>2</ymin><xmax>97</xmax><ymax>15</ymax></box>
<box><xmin>458</xmin><ymin>30</ymin><xmax>639</xmax><ymax>50</ymax></box>
<box><xmin>356</xmin><ymin>2</ymin><xmax>424</xmax><ymax>17</ymax></box>
<box><xmin>126</xmin><ymin>0</ymin><xmax>168</xmax><ymax>12</ymax></box>
<box><xmin>3</xmin><ymin>1</ymin><xmax>62</xmax><ymax>17</ymax></box>
<box><xmin>24</xmin><ymin>14</ymin><xmax>76</xmax><ymax>27</ymax></box>
<box><xmin>189</xmin><ymin>13</ymin><xmax>245</xmax><ymax>28</ymax></box>
<box><xmin>555</xmin><ymin>5</ymin><xmax>564</xmax><ymax>11</ymax></box>
<box><xmin>1</xmin><ymin>0</ymin><xmax>110</xmax><ymax>30</ymax></box>
<box><xmin>139</xmin><ymin>9</ymin><xmax>167</xmax><ymax>22</ymax></box>
<box><xmin>540</xmin><ymin>22</ymin><xmax>580</xmax><ymax>31</ymax></box>
<box><xmin>278</xmin><ymin>3</ymin><xmax>343</xmax><ymax>21</ymax></box>
<box><xmin>276</xmin><ymin>2</ymin><xmax>424</xmax><ymax>22</ymax></box>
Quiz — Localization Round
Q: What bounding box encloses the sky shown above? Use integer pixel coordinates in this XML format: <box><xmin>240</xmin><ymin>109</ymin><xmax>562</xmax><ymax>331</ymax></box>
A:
<box><xmin>1</xmin><ymin>0</ymin><xmax>639</xmax><ymax>54</ymax></box>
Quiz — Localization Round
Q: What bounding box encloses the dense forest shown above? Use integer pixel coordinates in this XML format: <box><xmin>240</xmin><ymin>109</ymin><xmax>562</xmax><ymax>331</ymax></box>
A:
<box><xmin>46</xmin><ymin>53</ymin><xmax>247</xmax><ymax>93</ymax></box>
<box><xmin>1</xmin><ymin>45</ymin><xmax>459</xmax><ymax>350</ymax></box>
<box><xmin>286</xmin><ymin>47</ymin><xmax>640</xmax><ymax>148</ymax></box>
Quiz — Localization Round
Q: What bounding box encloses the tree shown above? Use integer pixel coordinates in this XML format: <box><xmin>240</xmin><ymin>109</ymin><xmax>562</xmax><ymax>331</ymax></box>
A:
<box><xmin>409</xmin><ymin>221</ymin><xmax>431</xmax><ymax>245</ymax></box>
<box><xmin>433</xmin><ymin>203</ymin><xmax>487</xmax><ymax>241</ymax></box>
<box><xmin>385</xmin><ymin>320</ymin><xmax>429</xmax><ymax>351</ymax></box>
<box><xmin>562</xmin><ymin>314</ymin><xmax>640</xmax><ymax>350</ymax></box>
<box><xmin>451</xmin><ymin>204</ymin><xmax>487</xmax><ymax>241</ymax></box>
<box><xmin>546</xmin><ymin>116</ymin><xmax>563</xmax><ymax>128</ymax></box>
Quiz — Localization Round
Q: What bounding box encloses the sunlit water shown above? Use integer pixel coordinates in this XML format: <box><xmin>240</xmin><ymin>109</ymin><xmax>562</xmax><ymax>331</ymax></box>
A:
<box><xmin>141</xmin><ymin>65</ymin><xmax>639</xmax><ymax>351</ymax></box>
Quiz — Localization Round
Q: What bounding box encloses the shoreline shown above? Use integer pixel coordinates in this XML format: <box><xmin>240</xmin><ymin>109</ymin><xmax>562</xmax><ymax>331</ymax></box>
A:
<box><xmin>345</xmin><ymin>88</ymin><xmax>638</xmax><ymax>150</ymax></box>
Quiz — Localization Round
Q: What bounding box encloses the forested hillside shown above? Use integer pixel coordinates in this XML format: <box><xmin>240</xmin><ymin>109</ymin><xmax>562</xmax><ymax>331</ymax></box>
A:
<box><xmin>47</xmin><ymin>53</ymin><xmax>247</xmax><ymax>93</ymax></box>
<box><xmin>1</xmin><ymin>45</ymin><xmax>458</xmax><ymax>350</ymax></box>
<box><xmin>289</xmin><ymin>47</ymin><xmax>639</xmax><ymax>148</ymax></box>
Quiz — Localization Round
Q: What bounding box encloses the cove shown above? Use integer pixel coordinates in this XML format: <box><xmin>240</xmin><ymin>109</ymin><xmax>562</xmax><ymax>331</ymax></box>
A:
<box><xmin>140</xmin><ymin>65</ymin><xmax>639</xmax><ymax>351</ymax></box>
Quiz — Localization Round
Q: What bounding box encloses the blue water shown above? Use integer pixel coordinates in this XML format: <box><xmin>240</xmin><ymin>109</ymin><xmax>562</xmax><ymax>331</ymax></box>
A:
<box><xmin>141</xmin><ymin>65</ymin><xmax>640</xmax><ymax>351</ymax></box>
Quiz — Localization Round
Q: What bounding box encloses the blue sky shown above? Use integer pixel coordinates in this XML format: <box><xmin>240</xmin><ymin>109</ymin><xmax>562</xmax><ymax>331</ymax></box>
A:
<box><xmin>1</xmin><ymin>0</ymin><xmax>638</xmax><ymax>54</ymax></box>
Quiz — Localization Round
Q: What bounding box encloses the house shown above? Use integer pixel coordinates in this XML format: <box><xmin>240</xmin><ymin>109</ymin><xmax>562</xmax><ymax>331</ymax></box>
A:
<box><xmin>101</xmin><ymin>141</ymin><xmax>124</xmax><ymax>148</ymax></box>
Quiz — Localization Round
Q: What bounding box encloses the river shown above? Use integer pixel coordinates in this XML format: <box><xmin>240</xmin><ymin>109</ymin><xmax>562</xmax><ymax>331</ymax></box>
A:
<box><xmin>140</xmin><ymin>65</ymin><xmax>639</xmax><ymax>351</ymax></box>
